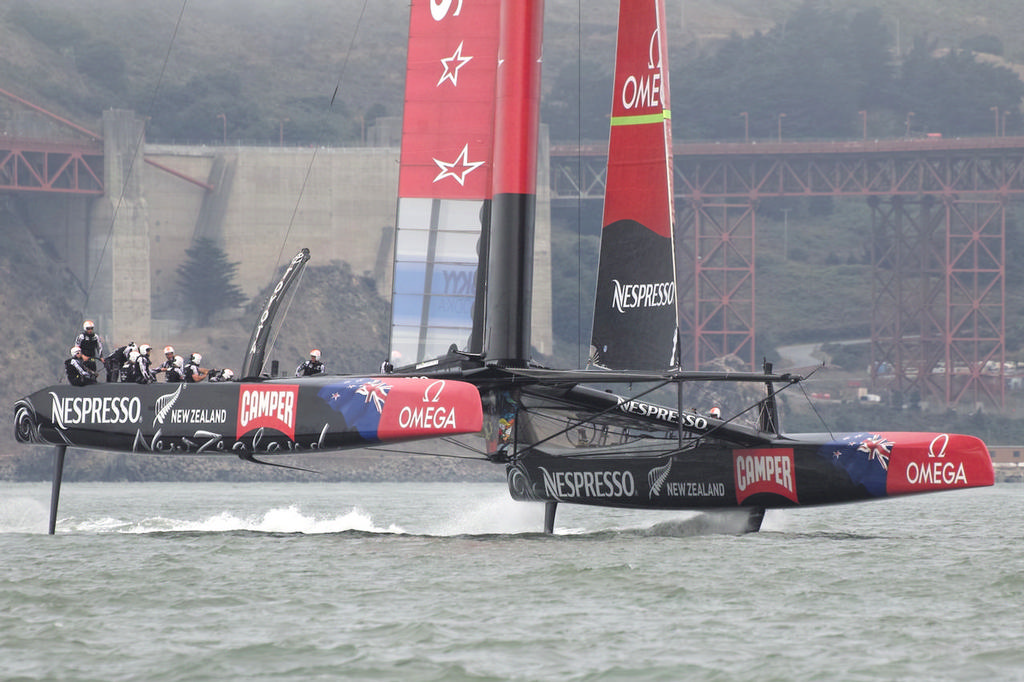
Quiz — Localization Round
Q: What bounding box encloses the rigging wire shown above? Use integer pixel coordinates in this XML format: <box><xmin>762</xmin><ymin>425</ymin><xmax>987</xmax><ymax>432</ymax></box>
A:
<box><xmin>576</xmin><ymin>0</ymin><xmax>586</xmax><ymax>369</ymax></box>
<box><xmin>250</xmin><ymin>0</ymin><xmax>370</xmax><ymax>370</ymax></box>
<box><xmin>272</xmin><ymin>0</ymin><xmax>370</xmax><ymax>274</ymax></box>
<box><xmin>83</xmin><ymin>0</ymin><xmax>191</xmax><ymax>313</ymax></box>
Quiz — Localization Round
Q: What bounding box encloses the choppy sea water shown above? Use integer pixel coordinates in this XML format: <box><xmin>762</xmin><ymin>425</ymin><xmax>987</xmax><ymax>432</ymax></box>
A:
<box><xmin>1</xmin><ymin>481</ymin><xmax>1021</xmax><ymax>682</ymax></box>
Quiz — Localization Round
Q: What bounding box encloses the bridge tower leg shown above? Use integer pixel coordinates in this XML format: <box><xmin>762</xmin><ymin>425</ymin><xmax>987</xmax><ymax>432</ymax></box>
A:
<box><xmin>677</xmin><ymin>198</ymin><xmax>757</xmax><ymax>370</ymax></box>
<box><xmin>87</xmin><ymin>109</ymin><xmax>152</xmax><ymax>346</ymax></box>
<box><xmin>869</xmin><ymin>195</ymin><xmax>1005</xmax><ymax>409</ymax></box>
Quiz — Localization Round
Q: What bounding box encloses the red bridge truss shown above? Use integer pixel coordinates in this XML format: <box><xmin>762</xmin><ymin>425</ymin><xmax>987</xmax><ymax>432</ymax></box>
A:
<box><xmin>552</xmin><ymin>137</ymin><xmax>1024</xmax><ymax>409</ymax></box>
<box><xmin>0</xmin><ymin>87</ymin><xmax>104</xmax><ymax>195</ymax></box>
<box><xmin>0</xmin><ymin>139</ymin><xmax>104</xmax><ymax>194</ymax></box>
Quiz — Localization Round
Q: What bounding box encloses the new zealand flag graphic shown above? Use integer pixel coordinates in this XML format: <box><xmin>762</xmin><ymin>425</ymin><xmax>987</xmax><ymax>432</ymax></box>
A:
<box><xmin>318</xmin><ymin>379</ymin><xmax>393</xmax><ymax>441</ymax></box>
<box><xmin>820</xmin><ymin>432</ymin><xmax>893</xmax><ymax>497</ymax></box>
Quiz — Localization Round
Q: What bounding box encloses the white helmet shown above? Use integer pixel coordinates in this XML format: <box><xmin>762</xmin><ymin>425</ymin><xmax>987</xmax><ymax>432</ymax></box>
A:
<box><xmin>709</xmin><ymin>406</ymin><xmax>721</xmax><ymax>419</ymax></box>
<box><xmin>70</xmin><ymin>345</ymin><xmax>81</xmax><ymax>357</ymax></box>
<box><xmin>310</xmin><ymin>349</ymin><xmax>322</xmax><ymax>359</ymax></box>
<box><xmin>83</xmin><ymin>320</ymin><xmax>95</xmax><ymax>332</ymax></box>
<box><xmin>221</xmin><ymin>368</ymin><xmax>234</xmax><ymax>380</ymax></box>
<box><xmin>163</xmin><ymin>345</ymin><xmax>175</xmax><ymax>355</ymax></box>
<box><xmin>191</xmin><ymin>353</ymin><xmax>202</xmax><ymax>365</ymax></box>
<box><xmin>174</xmin><ymin>355</ymin><xmax>184</xmax><ymax>369</ymax></box>
<box><xmin>139</xmin><ymin>344</ymin><xmax>152</xmax><ymax>355</ymax></box>
<box><xmin>129</xmin><ymin>350</ymin><xmax>140</xmax><ymax>362</ymax></box>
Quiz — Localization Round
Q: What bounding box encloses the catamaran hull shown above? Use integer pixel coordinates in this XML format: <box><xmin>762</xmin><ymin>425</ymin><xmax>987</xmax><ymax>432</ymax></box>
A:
<box><xmin>14</xmin><ymin>377</ymin><xmax>482</xmax><ymax>456</ymax></box>
<box><xmin>507</xmin><ymin>432</ymin><xmax>994</xmax><ymax>509</ymax></box>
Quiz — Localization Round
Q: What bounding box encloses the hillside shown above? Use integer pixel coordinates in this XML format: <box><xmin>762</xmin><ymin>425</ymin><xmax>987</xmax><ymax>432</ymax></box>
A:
<box><xmin>3</xmin><ymin>1</ymin><xmax>1024</xmax><ymax>143</ymax></box>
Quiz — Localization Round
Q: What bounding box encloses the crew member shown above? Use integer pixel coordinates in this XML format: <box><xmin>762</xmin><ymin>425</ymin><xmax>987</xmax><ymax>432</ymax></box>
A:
<box><xmin>154</xmin><ymin>346</ymin><xmax>179</xmax><ymax>381</ymax></box>
<box><xmin>65</xmin><ymin>346</ymin><xmax>98</xmax><ymax>387</ymax></box>
<box><xmin>105</xmin><ymin>341</ymin><xmax>136</xmax><ymax>382</ymax></box>
<box><xmin>134</xmin><ymin>344</ymin><xmax>156</xmax><ymax>384</ymax></box>
<box><xmin>184</xmin><ymin>353</ymin><xmax>209</xmax><ymax>382</ymax></box>
<box><xmin>75</xmin><ymin>320</ymin><xmax>104</xmax><ymax>375</ymax></box>
<box><xmin>208</xmin><ymin>368</ymin><xmax>235</xmax><ymax>382</ymax></box>
<box><xmin>295</xmin><ymin>349</ymin><xmax>325</xmax><ymax>376</ymax></box>
<box><xmin>167</xmin><ymin>355</ymin><xmax>185</xmax><ymax>382</ymax></box>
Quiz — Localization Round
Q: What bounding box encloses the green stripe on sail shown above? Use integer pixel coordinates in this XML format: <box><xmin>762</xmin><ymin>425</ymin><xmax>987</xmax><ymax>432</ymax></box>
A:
<box><xmin>609</xmin><ymin>110</ymin><xmax>671</xmax><ymax>127</ymax></box>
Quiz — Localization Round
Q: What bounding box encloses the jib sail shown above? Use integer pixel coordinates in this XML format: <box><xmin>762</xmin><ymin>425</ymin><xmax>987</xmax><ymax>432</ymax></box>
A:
<box><xmin>590</xmin><ymin>0</ymin><xmax>678</xmax><ymax>371</ymax></box>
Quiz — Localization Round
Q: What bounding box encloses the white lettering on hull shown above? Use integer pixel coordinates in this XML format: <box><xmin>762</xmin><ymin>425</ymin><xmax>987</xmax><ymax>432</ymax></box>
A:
<box><xmin>540</xmin><ymin>467</ymin><xmax>636</xmax><ymax>500</ymax></box>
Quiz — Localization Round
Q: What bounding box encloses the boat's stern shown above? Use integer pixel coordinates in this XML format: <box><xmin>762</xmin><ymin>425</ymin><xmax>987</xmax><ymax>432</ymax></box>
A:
<box><xmin>820</xmin><ymin>431</ymin><xmax>994</xmax><ymax>497</ymax></box>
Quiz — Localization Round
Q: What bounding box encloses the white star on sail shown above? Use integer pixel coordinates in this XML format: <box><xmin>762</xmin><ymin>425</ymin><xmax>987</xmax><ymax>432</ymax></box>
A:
<box><xmin>432</xmin><ymin>144</ymin><xmax>484</xmax><ymax>185</ymax></box>
<box><xmin>438</xmin><ymin>41</ymin><xmax>473</xmax><ymax>87</ymax></box>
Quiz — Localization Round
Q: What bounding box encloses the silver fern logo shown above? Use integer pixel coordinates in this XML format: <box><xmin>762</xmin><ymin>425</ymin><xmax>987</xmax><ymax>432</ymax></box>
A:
<box><xmin>648</xmin><ymin>459</ymin><xmax>672</xmax><ymax>498</ymax></box>
<box><xmin>154</xmin><ymin>385</ymin><xmax>184</xmax><ymax>426</ymax></box>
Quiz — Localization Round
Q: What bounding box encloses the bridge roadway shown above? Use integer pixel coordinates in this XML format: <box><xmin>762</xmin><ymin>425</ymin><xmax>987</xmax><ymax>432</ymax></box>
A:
<box><xmin>551</xmin><ymin>136</ymin><xmax>1024</xmax><ymax>201</ymax></box>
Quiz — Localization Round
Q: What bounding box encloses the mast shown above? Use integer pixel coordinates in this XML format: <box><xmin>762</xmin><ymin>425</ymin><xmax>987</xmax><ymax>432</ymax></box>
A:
<box><xmin>482</xmin><ymin>0</ymin><xmax>545</xmax><ymax>367</ymax></box>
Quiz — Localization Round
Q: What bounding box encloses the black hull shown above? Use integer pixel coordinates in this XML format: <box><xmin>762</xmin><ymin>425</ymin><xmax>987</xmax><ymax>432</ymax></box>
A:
<box><xmin>506</xmin><ymin>431</ymin><xmax>992</xmax><ymax>510</ymax></box>
<box><xmin>14</xmin><ymin>376</ymin><xmax>483</xmax><ymax>456</ymax></box>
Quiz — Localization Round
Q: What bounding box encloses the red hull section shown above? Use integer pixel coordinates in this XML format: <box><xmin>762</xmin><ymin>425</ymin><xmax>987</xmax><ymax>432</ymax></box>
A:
<box><xmin>878</xmin><ymin>432</ymin><xmax>995</xmax><ymax>494</ymax></box>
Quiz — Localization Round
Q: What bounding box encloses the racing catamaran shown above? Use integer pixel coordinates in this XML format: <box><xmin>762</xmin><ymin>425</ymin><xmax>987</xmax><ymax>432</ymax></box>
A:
<box><xmin>15</xmin><ymin>0</ymin><xmax>994</xmax><ymax>534</ymax></box>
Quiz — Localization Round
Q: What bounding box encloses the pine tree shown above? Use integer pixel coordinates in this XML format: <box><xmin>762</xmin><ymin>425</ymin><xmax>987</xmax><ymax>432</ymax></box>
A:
<box><xmin>176</xmin><ymin>237</ymin><xmax>248</xmax><ymax>326</ymax></box>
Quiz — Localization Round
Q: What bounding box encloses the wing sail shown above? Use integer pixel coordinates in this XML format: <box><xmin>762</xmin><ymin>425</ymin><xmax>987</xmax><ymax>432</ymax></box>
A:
<box><xmin>388</xmin><ymin>0</ymin><xmax>502</xmax><ymax>366</ymax></box>
<box><xmin>590</xmin><ymin>0</ymin><xmax>678</xmax><ymax>370</ymax></box>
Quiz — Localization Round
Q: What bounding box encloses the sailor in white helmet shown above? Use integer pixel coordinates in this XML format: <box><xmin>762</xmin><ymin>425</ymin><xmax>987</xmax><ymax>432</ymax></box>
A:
<box><xmin>295</xmin><ymin>349</ymin><xmax>325</xmax><ymax>376</ymax></box>
<box><xmin>132</xmin><ymin>344</ymin><xmax>156</xmax><ymax>384</ymax></box>
<box><xmin>184</xmin><ymin>353</ymin><xmax>209</xmax><ymax>382</ymax></box>
<box><xmin>74</xmin><ymin>320</ymin><xmax>103</xmax><ymax>375</ymax></box>
<box><xmin>154</xmin><ymin>345</ymin><xmax>177</xmax><ymax>381</ymax></box>
<box><xmin>65</xmin><ymin>346</ymin><xmax>98</xmax><ymax>386</ymax></box>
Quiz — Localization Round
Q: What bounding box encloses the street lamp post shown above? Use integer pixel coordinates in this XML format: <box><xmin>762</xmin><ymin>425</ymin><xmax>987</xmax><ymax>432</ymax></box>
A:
<box><xmin>781</xmin><ymin>208</ymin><xmax>790</xmax><ymax>260</ymax></box>
<box><xmin>279</xmin><ymin>118</ymin><xmax>289</xmax><ymax>145</ymax></box>
<box><xmin>217</xmin><ymin>113</ymin><xmax>226</xmax><ymax>144</ymax></box>
<box><xmin>905</xmin><ymin>112</ymin><xmax>914</xmax><ymax>137</ymax></box>
<box><xmin>1003</xmin><ymin>111</ymin><xmax>1009</xmax><ymax>137</ymax></box>
<box><xmin>777</xmin><ymin>112</ymin><xmax>786</xmax><ymax>142</ymax></box>
<box><xmin>991</xmin><ymin>106</ymin><xmax>1000</xmax><ymax>136</ymax></box>
<box><xmin>740</xmin><ymin>111</ymin><xmax>749</xmax><ymax>142</ymax></box>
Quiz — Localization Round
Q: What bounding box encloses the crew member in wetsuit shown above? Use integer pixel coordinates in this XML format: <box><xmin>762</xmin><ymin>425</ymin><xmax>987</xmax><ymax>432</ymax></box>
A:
<box><xmin>184</xmin><ymin>353</ymin><xmax>209</xmax><ymax>382</ymax></box>
<box><xmin>133</xmin><ymin>344</ymin><xmax>156</xmax><ymax>384</ymax></box>
<box><xmin>154</xmin><ymin>346</ymin><xmax>179</xmax><ymax>381</ymax></box>
<box><xmin>75</xmin><ymin>320</ymin><xmax>103</xmax><ymax>375</ymax></box>
<box><xmin>65</xmin><ymin>346</ymin><xmax>98</xmax><ymax>386</ymax></box>
<box><xmin>295</xmin><ymin>349</ymin><xmax>325</xmax><ymax>376</ymax></box>
<box><xmin>104</xmin><ymin>341</ymin><xmax>135</xmax><ymax>382</ymax></box>
<box><xmin>164</xmin><ymin>355</ymin><xmax>185</xmax><ymax>383</ymax></box>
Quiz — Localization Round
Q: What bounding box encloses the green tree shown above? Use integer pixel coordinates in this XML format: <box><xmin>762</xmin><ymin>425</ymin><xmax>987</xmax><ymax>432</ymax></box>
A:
<box><xmin>176</xmin><ymin>238</ymin><xmax>248</xmax><ymax>326</ymax></box>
